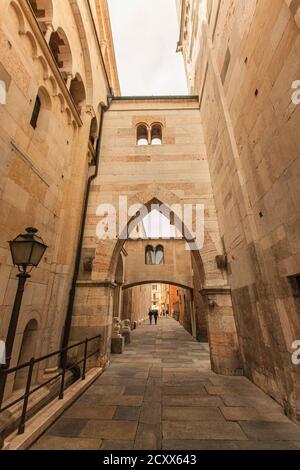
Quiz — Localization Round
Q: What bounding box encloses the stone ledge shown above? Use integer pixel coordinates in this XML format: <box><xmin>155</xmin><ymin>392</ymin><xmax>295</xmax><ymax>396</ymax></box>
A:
<box><xmin>2</xmin><ymin>367</ymin><xmax>103</xmax><ymax>451</ymax></box>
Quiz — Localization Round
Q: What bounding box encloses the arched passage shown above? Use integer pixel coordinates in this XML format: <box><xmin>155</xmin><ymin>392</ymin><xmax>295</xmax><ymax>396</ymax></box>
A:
<box><xmin>49</xmin><ymin>28</ymin><xmax>72</xmax><ymax>81</ymax></box>
<box><xmin>108</xmin><ymin>196</ymin><xmax>206</xmax><ymax>284</ymax></box>
<box><xmin>71</xmin><ymin>94</ymin><xmax>242</xmax><ymax>378</ymax></box>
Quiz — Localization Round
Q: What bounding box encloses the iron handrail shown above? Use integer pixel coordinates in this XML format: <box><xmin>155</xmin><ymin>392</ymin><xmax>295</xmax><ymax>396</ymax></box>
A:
<box><xmin>0</xmin><ymin>334</ymin><xmax>101</xmax><ymax>435</ymax></box>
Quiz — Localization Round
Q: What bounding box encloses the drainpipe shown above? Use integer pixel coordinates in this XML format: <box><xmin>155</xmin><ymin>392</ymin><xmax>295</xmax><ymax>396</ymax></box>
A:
<box><xmin>60</xmin><ymin>99</ymin><xmax>111</xmax><ymax>366</ymax></box>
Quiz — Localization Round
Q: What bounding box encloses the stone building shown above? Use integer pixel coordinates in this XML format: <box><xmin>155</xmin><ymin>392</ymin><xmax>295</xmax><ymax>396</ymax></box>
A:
<box><xmin>177</xmin><ymin>0</ymin><xmax>300</xmax><ymax>421</ymax></box>
<box><xmin>72</xmin><ymin>94</ymin><xmax>241</xmax><ymax>378</ymax></box>
<box><xmin>0</xmin><ymin>0</ymin><xmax>300</xmax><ymax>444</ymax></box>
<box><xmin>0</xmin><ymin>0</ymin><xmax>119</xmax><ymax>400</ymax></box>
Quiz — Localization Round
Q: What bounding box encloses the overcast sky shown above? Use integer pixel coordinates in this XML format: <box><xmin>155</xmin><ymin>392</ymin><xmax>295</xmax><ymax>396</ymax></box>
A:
<box><xmin>108</xmin><ymin>0</ymin><xmax>188</xmax><ymax>96</ymax></box>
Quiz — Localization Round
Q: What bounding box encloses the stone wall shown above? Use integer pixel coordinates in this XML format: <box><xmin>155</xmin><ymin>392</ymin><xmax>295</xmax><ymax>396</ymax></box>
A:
<box><xmin>123</xmin><ymin>239</ymin><xmax>194</xmax><ymax>289</ymax></box>
<box><xmin>179</xmin><ymin>0</ymin><xmax>300</xmax><ymax>420</ymax></box>
<box><xmin>0</xmin><ymin>0</ymin><xmax>117</xmax><ymax>399</ymax></box>
<box><xmin>73</xmin><ymin>96</ymin><xmax>242</xmax><ymax>376</ymax></box>
<box><xmin>122</xmin><ymin>284</ymin><xmax>152</xmax><ymax>327</ymax></box>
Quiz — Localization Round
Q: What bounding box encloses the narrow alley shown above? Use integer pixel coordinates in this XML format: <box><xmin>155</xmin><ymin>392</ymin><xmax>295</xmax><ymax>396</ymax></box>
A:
<box><xmin>31</xmin><ymin>318</ymin><xmax>300</xmax><ymax>450</ymax></box>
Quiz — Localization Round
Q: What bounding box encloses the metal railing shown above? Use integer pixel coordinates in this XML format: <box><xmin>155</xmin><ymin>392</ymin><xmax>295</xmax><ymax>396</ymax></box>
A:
<box><xmin>0</xmin><ymin>335</ymin><xmax>101</xmax><ymax>435</ymax></box>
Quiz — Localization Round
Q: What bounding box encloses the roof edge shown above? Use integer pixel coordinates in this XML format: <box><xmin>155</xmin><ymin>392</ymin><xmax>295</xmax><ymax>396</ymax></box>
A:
<box><xmin>111</xmin><ymin>95</ymin><xmax>199</xmax><ymax>101</ymax></box>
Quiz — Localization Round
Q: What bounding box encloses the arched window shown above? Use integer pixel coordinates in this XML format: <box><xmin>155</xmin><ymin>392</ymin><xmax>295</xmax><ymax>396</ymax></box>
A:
<box><xmin>145</xmin><ymin>245</ymin><xmax>155</xmax><ymax>265</ymax></box>
<box><xmin>137</xmin><ymin>124</ymin><xmax>148</xmax><ymax>146</ymax></box>
<box><xmin>28</xmin><ymin>0</ymin><xmax>53</xmax><ymax>35</ymax></box>
<box><xmin>30</xmin><ymin>87</ymin><xmax>51</xmax><ymax>137</ymax></box>
<box><xmin>30</xmin><ymin>95</ymin><xmax>41</xmax><ymax>129</ymax></box>
<box><xmin>155</xmin><ymin>245</ymin><xmax>164</xmax><ymax>265</ymax></box>
<box><xmin>70</xmin><ymin>74</ymin><xmax>86</xmax><ymax>115</ymax></box>
<box><xmin>151</xmin><ymin>124</ymin><xmax>162</xmax><ymax>145</ymax></box>
<box><xmin>49</xmin><ymin>28</ymin><xmax>72</xmax><ymax>80</ymax></box>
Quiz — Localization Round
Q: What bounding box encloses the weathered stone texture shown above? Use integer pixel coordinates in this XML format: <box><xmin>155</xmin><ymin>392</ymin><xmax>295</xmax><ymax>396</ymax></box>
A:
<box><xmin>179</xmin><ymin>0</ymin><xmax>300</xmax><ymax>420</ymax></box>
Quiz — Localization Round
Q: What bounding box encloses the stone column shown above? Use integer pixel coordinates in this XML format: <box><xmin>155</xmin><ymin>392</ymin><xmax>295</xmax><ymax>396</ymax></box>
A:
<box><xmin>113</xmin><ymin>282</ymin><xmax>123</xmax><ymax>319</ymax></box>
<box><xmin>71</xmin><ymin>281</ymin><xmax>116</xmax><ymax>368</ymax></box>
<box><xmin>201</xmin><ymin>286</ymin><xmax>243</xmax><ymax>376</ymax></box>
<box><xmin>44</xmin><ymin>23</ymin><xmax>54</xmax><ymax>44</ymax></box>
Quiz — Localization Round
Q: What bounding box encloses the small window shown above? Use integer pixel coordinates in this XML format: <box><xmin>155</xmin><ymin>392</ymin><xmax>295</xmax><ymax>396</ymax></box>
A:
<box><xmin>155</xmin><ymin>245</ymin><xmax>164</xmax><ymax>265</ymax></box>
<box><xmin>137</xmin><ymin>124</ymin><xmax>148</xmax><ymax>146</ymax></box>
<box><xmin>30</xmin><ymin>95</ymin><xmax>41</xmax><ymax>129</ymax></box>
<box><xmin>146</xmin><ymin>245</ymin><xmax>155</xmax><ymax>265</ymax></box>
<box><xmin>151</xmin><ymin>124</ymin><xmax>162</xmax><ymax>145</ymax></box>
<box><xmin>288</xmin><ymin>275</ymin><xmax>300</xmax><ymax>298</ymax></box>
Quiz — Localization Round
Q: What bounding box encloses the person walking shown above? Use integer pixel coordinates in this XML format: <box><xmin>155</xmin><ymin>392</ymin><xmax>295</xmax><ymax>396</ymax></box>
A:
<box><xmin>148</xmin><ymin>308</ymin><xmax>153</xmax><ymax>325</ymax></box>
<box><xmin>153</xmin><ymin>309</ymin><xmax>159</xmax><ymax>325</ymax></box>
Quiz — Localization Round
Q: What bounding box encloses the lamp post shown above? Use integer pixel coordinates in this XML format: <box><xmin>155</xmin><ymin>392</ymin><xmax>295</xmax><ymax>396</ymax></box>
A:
<box><xmin>0</xmin><ymin>228</ymin><xmax>47</xmax><ymax>408</ymax></box>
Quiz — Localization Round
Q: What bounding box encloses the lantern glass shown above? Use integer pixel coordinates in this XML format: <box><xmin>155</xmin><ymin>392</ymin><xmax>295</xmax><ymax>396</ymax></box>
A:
<box><xmin>29</xmin><ymin>242</ymin><xmax>47</xmax><ymax>266</ymax></box>
<box><xmin>9</xmin><ymin>228</ymin><xmax>47</xmax><ymax>270</ymax></box>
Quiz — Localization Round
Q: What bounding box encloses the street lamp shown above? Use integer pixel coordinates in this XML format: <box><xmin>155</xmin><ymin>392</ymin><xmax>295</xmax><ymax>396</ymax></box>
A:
<box><xmin>0</xmin><ymin>228</ymin><xmax>47</xmax><ymax>407</ymax></box>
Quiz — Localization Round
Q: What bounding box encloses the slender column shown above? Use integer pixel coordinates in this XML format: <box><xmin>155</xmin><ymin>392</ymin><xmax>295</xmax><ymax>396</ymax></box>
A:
<box><xmin>44</xmin><ymin>23</ymin><xmax>54</xmax><ymax>44</ymax></box>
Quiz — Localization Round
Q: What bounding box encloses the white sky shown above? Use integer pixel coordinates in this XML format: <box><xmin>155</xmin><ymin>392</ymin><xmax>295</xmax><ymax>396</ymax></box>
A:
<box><xmin>108</xmin><ymin>0</ymin><xmax>188</xmax><ymax>96</ymax></box>
<box><xmin>142</xmin><ymin>210</ymin><xmax>176</xmax><ymax>239</ymax></box>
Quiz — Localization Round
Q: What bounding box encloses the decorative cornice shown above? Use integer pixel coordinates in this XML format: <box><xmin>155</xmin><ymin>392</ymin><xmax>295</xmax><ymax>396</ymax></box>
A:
<box><xmin>20</xmin><ymin>0</ymin><xmax>83</xmax><ymax>127</ymax></box>
<box><xmin>200</xmin><ymin>286</ymin><xmax>231</xmax><ymax>296</ymax></box>
<box><xmin>76</xmin><ymin>280</ymin><xmax>117</xmax><ymax>289</ymax></box>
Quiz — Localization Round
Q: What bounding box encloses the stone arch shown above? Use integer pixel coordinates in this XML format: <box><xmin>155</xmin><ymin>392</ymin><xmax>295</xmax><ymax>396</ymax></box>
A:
<box><xmin>9</xmin><ymin>1</ymin><xmax>25</xmax><ymax>35</ymax></box>
<box><xmin>48</xmin><ymin>75</ymin><xmax>58</xmax><ymax>96</ymax></box>
<box><xmin>13</xmin><ymin>319</ymin><xmax>38</xmax><ymax>391</ymax></box>
<box><xmin>145</xmin><ymin>245</ymin><xmax>155</xmax><ymax>265</ymax></box>
<box><xmin>123</xmin><ymin>280</ymin><xmax>193</xmax><ymax>291</ymax></box>
<box><xmin>65</xmin><ymin>107</ymin><xmax>72</xmax><ymax>125</ymax></box>
<box><xmin>155</xmin><ymin>244</ymin><xmax>164</xmax><ymax>264</ymax></box>
<box><xmin>151</xmin><ymin>122</ymin><xmax>163</xmax><ymax>145</ymax></box>
<box><xmin>70</xmin><ymin>73</ymin><xmax>86</xmax><ymax>115</ymax></box>
<box><xmin>69</xmin><ymin>0</ymin><xmax>93</xmax><ymax>104</ymax></box>
<box><xmin>57</xmin><ymin>92</ymin><xmax>65</xmax><ymax>112</ymax></box>
<box><xmin>136</xmin><ymin>123</ymin><xmax>149</xmax><ymax>145</ymax></box>
<box><xmin>25</xmin><ymin>31</ymin><xmax>38</xmax><ymax>58</ymax></box>
<box><xmin>108</xmin><ymin>193</ymin><xmax>206</xmax><ymax>285</ymax></box>
<box><xmin>37</xmin><ymin>84</ymin><xmax>52</xmax><ymax>109</ymax></box>
<box><xmin>49</xmin><ymin>27</ymin><xmax>72</xmax><ymax>81</ymax></box>
<box><xmin>37</xmin><ymin>55</ymin><xmax>49</xmax><ymax>80</ymax></box>
<box><xmin>30</xmin><ymin>85</ymin><xmax>52</xmax><ymax>138</ymax></box>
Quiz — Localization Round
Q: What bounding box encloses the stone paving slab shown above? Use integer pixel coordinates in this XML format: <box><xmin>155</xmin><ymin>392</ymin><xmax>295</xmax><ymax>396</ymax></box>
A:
<box><xmin>163</xmin><ymin>421</ymin><xmax>248</xmax><ymax>441</ymax></box>
<box><xmin>31</xmin><ymin>318</ymin><xmax>300</xmax><ymax>450</ymax></box>
<box><xmin>80</xmin><ymin>420</ymin><xmax>138</xmax><ymax>440</ymax></box>
<box><xmin>163</xmin><ymin>406</ymin><xmax>224</xmax><ymax>421</ymax></box>
<box><xmin>31</xmin><ymin>436</ymin><xmax>103</xmax><ymax>450</ymax></box>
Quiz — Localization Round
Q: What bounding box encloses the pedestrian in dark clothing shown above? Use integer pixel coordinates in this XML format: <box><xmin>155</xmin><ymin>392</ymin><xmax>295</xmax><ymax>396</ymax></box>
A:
<box><xmin>149</xmin><ymin>309</ymin><xmax>153</xmax><ymax>325</ymax></box>
<box><xmin>153</xmin><ymin>310</ymin><xmax>159</xmax><ymax>325</ymax></box>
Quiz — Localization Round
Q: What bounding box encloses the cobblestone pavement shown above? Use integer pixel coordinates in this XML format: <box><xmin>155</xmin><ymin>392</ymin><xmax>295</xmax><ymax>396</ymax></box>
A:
<box><xmin>31</xmin><ymin>318</ymin><xmax>300</xmax><ymax>450</ymax></box>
